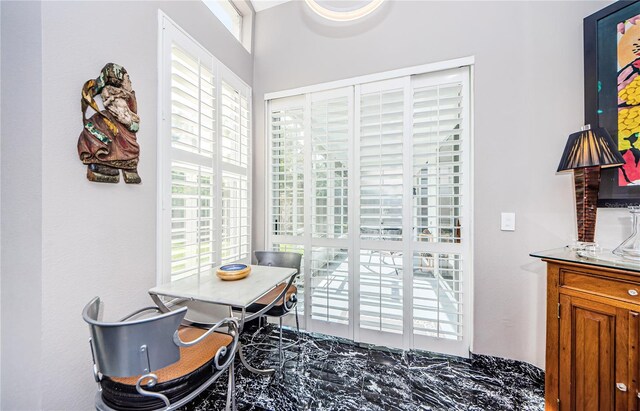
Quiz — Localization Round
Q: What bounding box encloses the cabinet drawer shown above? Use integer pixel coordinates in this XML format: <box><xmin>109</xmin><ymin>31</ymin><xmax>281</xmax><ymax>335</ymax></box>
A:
<box><xmin>560</xmin><ymin>270</ymin><xmax>640</xmax><ymax>304</ymax></box>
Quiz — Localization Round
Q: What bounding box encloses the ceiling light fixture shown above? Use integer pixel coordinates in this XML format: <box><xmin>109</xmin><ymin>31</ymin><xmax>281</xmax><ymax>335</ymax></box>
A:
<box><xmin>304</xmin><ymin>0</ymin><xmax>384</xmax><ymax>22</ymax></box>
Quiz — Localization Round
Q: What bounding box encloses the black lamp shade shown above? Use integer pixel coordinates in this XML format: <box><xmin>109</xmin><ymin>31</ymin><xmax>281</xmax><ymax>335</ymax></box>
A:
<box><xmin>557</xmin><ymin>126</ymin><xmax>625</xmax><ymax>172</ymax></box>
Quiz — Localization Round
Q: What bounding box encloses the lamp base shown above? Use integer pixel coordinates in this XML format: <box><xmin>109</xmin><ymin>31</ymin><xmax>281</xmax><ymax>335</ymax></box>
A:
<box><xmin>574</xmin><ymin>166</ymin><xmax>601</xmax><ymax>243</ymax></box>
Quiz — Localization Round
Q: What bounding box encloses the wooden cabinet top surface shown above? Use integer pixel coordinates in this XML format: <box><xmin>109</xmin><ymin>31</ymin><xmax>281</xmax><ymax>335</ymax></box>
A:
<box><xmin>531</xmin><ymin>247</ymin><xmax>640</xmax><ymax>276</ymax></box>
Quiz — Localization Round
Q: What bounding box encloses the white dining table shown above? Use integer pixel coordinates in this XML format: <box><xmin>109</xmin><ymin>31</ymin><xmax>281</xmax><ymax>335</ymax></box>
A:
<box><xmin>148</xmin><ymin>264</ymin><xmax>297</xmax><ymax>375</ymax></box>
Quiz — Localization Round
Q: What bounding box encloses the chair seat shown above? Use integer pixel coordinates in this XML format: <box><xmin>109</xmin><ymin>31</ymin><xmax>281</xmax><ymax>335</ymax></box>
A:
<box><xmin>255</xmin><ymin>283</ymin><xmax>297</xmax><ymax>306</ymax></box>
<box><xmin>111</xmin><ymin>327</ymin><xmax>232</xmax><ymax>384</ymax></box>
<box><xmin>246</xmin><ymin>284</ymin><xmax>297</xmax><ymax>317</ymax></box>
<box><xmin>100</xmin><ymin>327</ymin><xmax>233</xmax><ymax>410</ymax></box>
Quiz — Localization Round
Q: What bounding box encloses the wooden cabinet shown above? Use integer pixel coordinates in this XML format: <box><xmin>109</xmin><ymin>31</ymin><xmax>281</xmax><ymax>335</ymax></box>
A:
<box><xmin>545</xmin><ymin>259</ymin><xmax>640</xmax><ymax>410</ymax></box>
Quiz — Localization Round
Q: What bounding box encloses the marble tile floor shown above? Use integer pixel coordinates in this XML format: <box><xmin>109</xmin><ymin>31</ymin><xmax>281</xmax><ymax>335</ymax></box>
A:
<box><xmin>185</xmin><ymin>326</ymin><xmax>544</xmax><ymax>411</ymax></box>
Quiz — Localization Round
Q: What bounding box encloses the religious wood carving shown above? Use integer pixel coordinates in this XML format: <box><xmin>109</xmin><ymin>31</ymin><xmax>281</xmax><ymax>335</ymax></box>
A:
<box><xmin>77</xmin><ymin>63</ymin><xmax>141</xmax><ymax>184</ymax></box>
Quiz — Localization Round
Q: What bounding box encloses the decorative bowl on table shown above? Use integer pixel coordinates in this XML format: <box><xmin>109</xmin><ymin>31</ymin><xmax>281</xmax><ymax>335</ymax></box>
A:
<box><xmin>216</xmin><ymin>264</ymin><xmax>251</xmax><ymax>281</ymax></box>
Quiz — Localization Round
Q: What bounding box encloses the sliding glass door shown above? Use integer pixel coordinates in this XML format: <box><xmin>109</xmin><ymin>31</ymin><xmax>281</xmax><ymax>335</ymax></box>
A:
<box><xmin>354</xmin><ymin>78</ymin><xmax>407</xmax><ymax>348</ymax></box>
<box><xmin>267</xmin><ymin>67</ymin><xmax>471</xmax><ymax>356</ymax></box>
<box><xmin>307</xmin><ymin>89</ymin><xmax>353</xmax><ymax>337</ymax></box>
<box><xmin>409</xmin><ymin>70</ymin><xmax>470</xmax><ymax>356</ymax></box>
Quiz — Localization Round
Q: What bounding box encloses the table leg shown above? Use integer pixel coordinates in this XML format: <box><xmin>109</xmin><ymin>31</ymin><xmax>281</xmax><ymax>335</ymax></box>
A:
<box><xmin>149</xmin><ymin>293</ymin><xmax>170</xmax><ymax>312</ymax></box>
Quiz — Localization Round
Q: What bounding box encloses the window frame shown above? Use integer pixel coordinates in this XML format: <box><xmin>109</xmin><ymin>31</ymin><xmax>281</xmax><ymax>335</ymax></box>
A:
<box><xmin>202</xmin><ymin>0</ymin><xmax>253</xmax><ymax>52</ymax></box>
<box><xmin>158</xmin><ymin>11</ymin><xmax>252</xmax><ymax>285</ymax></box>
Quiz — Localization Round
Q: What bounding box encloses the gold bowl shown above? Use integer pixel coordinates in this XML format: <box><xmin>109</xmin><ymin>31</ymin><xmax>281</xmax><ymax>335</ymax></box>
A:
<box><xmin>216</xmin><ymin>264</ymin><xmax>251</xmax><ymax>281</ymax></box>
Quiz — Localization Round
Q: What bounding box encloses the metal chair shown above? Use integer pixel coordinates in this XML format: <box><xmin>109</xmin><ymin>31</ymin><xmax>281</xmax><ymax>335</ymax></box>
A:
<box><xmin>82</xmin><ymin>297</ymin><xmax>239</xmax><ymax>411</ymax></box>
<box><xmin>245</xmin><ymin>251</ymin><xmax>302</xmax><ymax>368</ymax></box>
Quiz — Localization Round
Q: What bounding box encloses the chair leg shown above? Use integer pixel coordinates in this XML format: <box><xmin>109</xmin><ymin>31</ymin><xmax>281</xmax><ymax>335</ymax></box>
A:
<box><xmin>295</xmin><ymin>306</ymin><xmax>300</xmax><ymax>333</ymax></box>
<box><xmin>251</xmin><ymin>316</ymin><xmax>265</xmax><ymax>341</ymax></box>
<box><xmin>226</xmin><ymin>359</ymin><xmax>236</xmax><ymax>411</ymax></box>
<box><xmin>278</xmin><ymin>317</ymin><xmax>283</xmax><ymax>369</ymax></box>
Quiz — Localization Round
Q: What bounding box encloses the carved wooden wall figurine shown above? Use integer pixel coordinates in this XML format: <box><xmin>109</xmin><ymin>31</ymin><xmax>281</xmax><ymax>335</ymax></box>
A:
<box><xmin>77</xmin><ymin>63</ymin><xmax>141</xmax><ymax>183</ymax></box>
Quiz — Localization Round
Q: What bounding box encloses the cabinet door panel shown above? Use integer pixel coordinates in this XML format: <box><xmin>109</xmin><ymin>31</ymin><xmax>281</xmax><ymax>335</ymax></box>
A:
<box><xmin>629</xmin><ymin>311</ymin><xmax>639</xmax><ymax>411</ymax></box>
<box><xmin>559</xmin><ymin>295</ymin><xmax>616</xmax><ymax>410</ymax></box>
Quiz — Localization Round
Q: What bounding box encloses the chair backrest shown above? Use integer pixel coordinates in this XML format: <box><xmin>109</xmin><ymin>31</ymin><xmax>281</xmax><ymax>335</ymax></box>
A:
<box><xmin>82</xmin><ymin>297</ymin><xmax>187</xmax><ymax>378</ymax></box>
<box><xmin>254</xmin><ymin>251</ymin><xmax>302</xmax><ymax>274</ymax></box>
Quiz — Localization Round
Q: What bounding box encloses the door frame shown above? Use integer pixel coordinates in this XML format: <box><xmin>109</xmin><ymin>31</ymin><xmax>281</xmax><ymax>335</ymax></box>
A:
<box><xmin>264</xmin><ymin>58</ymin><xmax>475</xmax><ymax>357</ymax></box>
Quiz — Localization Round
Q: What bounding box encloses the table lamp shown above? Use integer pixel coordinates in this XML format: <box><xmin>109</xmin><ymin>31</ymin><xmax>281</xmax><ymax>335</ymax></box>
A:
<box><xmin>557</xmin><ymin>124</ymin><xmax>625</xmax><ymax>243</ymax></box>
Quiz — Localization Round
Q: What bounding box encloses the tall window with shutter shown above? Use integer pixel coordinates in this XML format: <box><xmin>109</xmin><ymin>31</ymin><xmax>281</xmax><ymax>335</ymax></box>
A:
<box><xmin>220</xmin><ymin>79</ymin><xmax>251</xmax><ymax>264</ymax></box>
<box><xmin>357</xmin><ymin>79</ymin><xmax>406</xmax><ymax>345</ymax></box>
<box><xmin>269</xmin><ymin>96</ymin><xmax>307</xmax><ymax>318</ymax></box>
<box><xmin>309</xmin><ymin>89</ymin><xmax>353</xmax><ymax>337</ymax></box>
<box><xmin>270</xmin><ymin>97</ymin><xmax>305</xmax><ymax>238</ymax></box>
<box><xmin>159</xmin><ymin>14</ymin><xmax>251</xmax><ymax>284</ymax></box>
<box><xmin>410</xmin><ymin>69</ymin><xmax>469</xmax><ymax>354</ymax></box>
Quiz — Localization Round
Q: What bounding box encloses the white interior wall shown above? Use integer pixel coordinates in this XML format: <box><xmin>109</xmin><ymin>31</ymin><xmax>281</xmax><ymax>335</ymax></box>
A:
<box><xmin>1</xmin><ymin>1</ymin><xmax>253</xmax><ymax>409</ymax></box>
<box><xmin>251</xmin><ymin>0</ymin><xmax>618</xmax><ymax>368</ymax></box>
<box><xmin>1</xmin><ymin>2</ymin><xmax>4</xmax><ymax>406</ymax></box>
<box><xmin>0</xmin><ymin>2</ymin><xmax>43</xmax><ymax>409</ymax></box>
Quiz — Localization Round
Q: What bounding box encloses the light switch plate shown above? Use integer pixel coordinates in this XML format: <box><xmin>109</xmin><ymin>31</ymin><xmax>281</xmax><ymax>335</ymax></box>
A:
<box><xmin>501</xmin><ymin>212</ymin><xmax>516</xmax><ymax>231</ymax></box>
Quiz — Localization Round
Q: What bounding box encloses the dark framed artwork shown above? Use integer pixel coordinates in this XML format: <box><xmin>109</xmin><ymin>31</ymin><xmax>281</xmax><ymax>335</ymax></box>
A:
<box><xmin>585</xmin><ymin>0</ymin><xmax>640</xmax><ymax>207</ymax></box>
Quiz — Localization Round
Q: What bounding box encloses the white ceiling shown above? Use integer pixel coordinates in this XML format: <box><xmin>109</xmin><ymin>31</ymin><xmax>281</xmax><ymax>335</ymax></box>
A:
<box><xmin>250</xmin><ymin>0</ymin><xmax>386</xmax><ymax>14</ymax></box>
<box><xmin>250</xmin><ymin>0</ymin><xmax>292</xmax><ymax>12</ymax></box>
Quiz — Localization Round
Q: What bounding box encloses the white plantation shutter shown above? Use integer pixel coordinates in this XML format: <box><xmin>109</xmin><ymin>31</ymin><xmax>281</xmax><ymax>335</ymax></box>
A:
<box><xmin>269</xmin><ymin>91</ymin><xmax>353</xmax><ymax>335</ymax></box>
<box><xmin>170</xmin><ymin>48</ymin><xmax>203</xmax><ymax>153</ymax></box>
<box><xmin>268</xmin><ymin>97</ymin><xmax>307</xmax><ymax>326</ymax></box>
<box><xmin>356</xmin><ymin>79</ymin><xmax>406</xmax><ymax>343</ymax></box>
<box><xmin>411</xmin><ymin>68</ymin><xmax>470</xmax><ymax>353</ymax></box>
<box><xmin>221</xmin><ymin>171</ymin><xmax>249</xmax><ymax>263</ymax></box>
<box><xmin>359</xmin><ymin>83</ymin><xmax>404</xmax><ymax>241</ymax></box>
<box><xmin>270</xmin><ymin>96</ymin><xmax>305</xmax><ymax>237</ymax></box>
<box><xmin>307</xmin><ymin>89</ymin><xmax>353</xmax><ymax>336</ymax></box>
<box><xmin>168</xmin><ymin>40</ymin><xmax>218</xmax><ymax>282</ymax></box>
<box><xmin>359</xmin><ymin>249</ymin><xmax>403</xmax><ymax>334</ymax></box>
<box><xmin>310</xmin><ymin>247</ymin><xmax>349</xmax><ymax>324</ymax></box>
<box><xmin>413</xmin><ymin>252</ymin><xmax>463</xmax><ymax>340</ymax></box>
<box><xmin>221</xmin><ymin>81</ymin><xmax>249</xmax><ymax>168</ymax></box>
<box><xmin>160</xmin><ymin>16</ymin><xmax>251</xmax><ymax>284</ymax></box>
<box><xmin>220</xmin><ymin>74</ymin><xmax>251</xmax><ymax>264</ymax></box>
<box><xmin>171</xmin><ymin>162</ymin><xmax>216</xmax><ymax>281</ymax></box>
<box><xmin>311</xmin><ymin>94</ymin><xmax>350</xmax><ymax>239</ymax></box>
<box><xmin>413</xmin><ymin>80</ymin><xmax>463</xmax><ymax>243</ymax></box>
